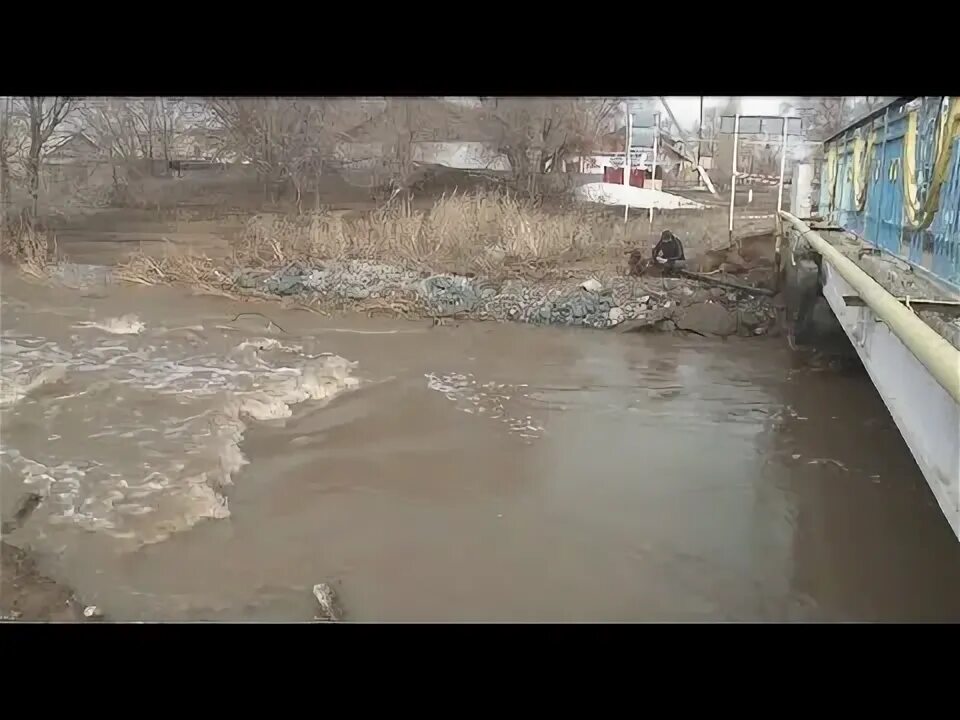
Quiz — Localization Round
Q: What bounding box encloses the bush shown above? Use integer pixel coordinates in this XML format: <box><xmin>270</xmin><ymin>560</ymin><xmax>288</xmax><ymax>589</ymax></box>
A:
<box><xmin>0</xmin><ymin>217</ymin><xmax>51</xmax><ymax>277</ymax></box>
<box><xmin>232</xmin><ymin>190</ymin><xmax>636</xmax><ymax>273</ymax></box>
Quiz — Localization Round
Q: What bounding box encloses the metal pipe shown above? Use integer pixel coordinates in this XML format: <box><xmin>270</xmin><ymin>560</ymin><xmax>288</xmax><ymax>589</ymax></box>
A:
<box><xmin>623</xmin><ymin>101</ymin><xmax>631</xmax><ymax>223</ymax></box>
<box><xmin>649</xmin><ymin>111</ymin><xmax>660</xmax><ymax>224</ymax></box>
<box><xmin>728</xmin><ymin>114</ymin><xmax>740</xmax><ymax>243</ymax></box>
<box><xmin>697</xmin><ymin>95</ymin><xmax>703</xmax><ymax>166</ymax></box>
<box><xmin>779</xmin><ymin>210</ymin><xmax>960</xmax><ymax>404</ymax></box>
<box><xmin>777</xmin><ymin>116</ymin><xmax>788</xmax><ymax>213</ymax></box>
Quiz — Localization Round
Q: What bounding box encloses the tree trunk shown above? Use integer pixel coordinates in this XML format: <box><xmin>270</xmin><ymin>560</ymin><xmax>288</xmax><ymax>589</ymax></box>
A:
<box><xmin>147</xmin><ymin>107</ymin><xmax>155</xmax><ymax>175</ymax></box>
<box><xmin>26</xmin><ymin>104</ymin><xmax>43</xmax><ymax>222</ymax></box>
<box><xmin>27</xmin><ymin>151</ymin><xmax>40</xmax><ymax>222</ymax></box>
<box><xmin>506</xmin><ymin>147</ymin><xmax>534</xmax><ymax>197</ymax></box>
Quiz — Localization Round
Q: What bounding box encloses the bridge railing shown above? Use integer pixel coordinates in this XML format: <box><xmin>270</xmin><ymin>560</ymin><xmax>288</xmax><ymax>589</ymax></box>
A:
<box><xmin>819</xmin><ymin>97</ymin><xmax>960</xmax><ymax>291</ymax></box>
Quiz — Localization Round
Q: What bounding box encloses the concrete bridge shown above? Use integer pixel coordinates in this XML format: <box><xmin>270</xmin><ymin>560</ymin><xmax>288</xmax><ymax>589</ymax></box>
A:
<box><xmin>779</xmin><ymin>96</ymin><xmax>960</xmax><ymax>540</ymax></box>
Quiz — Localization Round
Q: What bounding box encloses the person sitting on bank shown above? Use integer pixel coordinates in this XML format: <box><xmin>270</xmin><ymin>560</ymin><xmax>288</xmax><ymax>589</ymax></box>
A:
<box><xmin>652</xmin><ymin>230</ymin><xmax>686</xmax><ymax>271</ymax></box>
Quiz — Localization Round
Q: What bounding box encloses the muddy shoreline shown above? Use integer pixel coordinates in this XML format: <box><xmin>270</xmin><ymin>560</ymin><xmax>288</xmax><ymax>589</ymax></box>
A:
<box><xmin>1</xmin><ymin>493</ymin><xmax>96</xmax><ymax>622</ymax></box>
<box><xmin>0</xmin><ymin>541</ymin><xmax>92</xmax><ymax>622</ymax></box>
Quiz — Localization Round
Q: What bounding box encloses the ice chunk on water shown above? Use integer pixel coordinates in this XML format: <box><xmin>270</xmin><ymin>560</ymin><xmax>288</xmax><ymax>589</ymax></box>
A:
<box><xmin>74</xmin><ymin>314</ymin><xmax>145</xmax><ymax>335</ymax></box>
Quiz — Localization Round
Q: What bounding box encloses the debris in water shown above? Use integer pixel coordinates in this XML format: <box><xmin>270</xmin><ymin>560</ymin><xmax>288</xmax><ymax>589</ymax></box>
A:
<box><xmin>1</xmin><ymin>492</ymin><xmax>43</xmax><ymax>535</ymax></box>
<box><xmin>312</xmin><ymin>583</ymin><xmax>342</xmax><ymax>622</ymax></box>
<box><xmin>0</xmin><ymin>365</ymin><xmax>67</xmax><ymax>408</ymax></box>
<box><xmin>83</xmin><ymin>605</ymin><xmax>103</xmax><ymax>618</ymax></box>
<box><xmin>807</xmin><ymin>458</ymin><xmax>848</xmax><ymax>471</ymax></box>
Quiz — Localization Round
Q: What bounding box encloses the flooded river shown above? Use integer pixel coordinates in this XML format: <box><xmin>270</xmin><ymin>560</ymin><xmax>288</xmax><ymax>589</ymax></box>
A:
<box><xmin>2</xmin><ymin>266</ymin><xmax>959</xmax><ymax>622</ymax></box>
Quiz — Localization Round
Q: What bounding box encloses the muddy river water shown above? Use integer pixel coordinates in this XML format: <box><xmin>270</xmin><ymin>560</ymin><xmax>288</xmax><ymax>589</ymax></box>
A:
<box><xmin>2</xmin><ymin>267</ymin><xmax>959</xmax><ymax>622</ymax></box>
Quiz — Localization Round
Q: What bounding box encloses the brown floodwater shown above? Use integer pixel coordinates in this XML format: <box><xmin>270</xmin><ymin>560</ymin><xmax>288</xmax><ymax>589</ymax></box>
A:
<box><xmin>2</xmin><ymin>266</ymin><xmax>959</xmax><ymax>622</ymax></box>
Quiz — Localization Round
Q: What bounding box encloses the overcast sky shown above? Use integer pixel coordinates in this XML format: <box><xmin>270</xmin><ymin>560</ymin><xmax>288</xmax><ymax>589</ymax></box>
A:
<box><xmin>661</xmin><ymin>97</ymin><xmax>787</xmax><ymax>130</ymax></box>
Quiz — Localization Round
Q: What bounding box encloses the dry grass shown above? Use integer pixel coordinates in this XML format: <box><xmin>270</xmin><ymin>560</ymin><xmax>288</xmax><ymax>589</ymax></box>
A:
<box><xmin>0</xmin><ymin>220</ymin><xmax>52</xmax><ymax>278</ymax></box>
<box><xmin>114</xmin><ymin>191</ymin><xmax>742</xmax><ymax>290</ymax></box>
<box><xmin>233</xmin><ymin>191</ymin><xmax>644</xmax><ymax>272</ymax></box>
<box><xmin>114</xmin><ymin>243</ymin><xmax>237</xmax><ymax>296</ymax></box>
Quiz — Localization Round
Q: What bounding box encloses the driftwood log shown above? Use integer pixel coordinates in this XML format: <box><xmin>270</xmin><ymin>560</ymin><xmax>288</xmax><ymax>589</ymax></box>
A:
<box><xmin>675</xmin><ymin>270</ymin><xmax>775</xmax><ymax>296</ymax></box>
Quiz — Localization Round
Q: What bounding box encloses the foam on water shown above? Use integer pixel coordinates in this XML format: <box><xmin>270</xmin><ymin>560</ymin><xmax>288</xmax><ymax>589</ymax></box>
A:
<box><xmin>425</xmin><ymin>371</ymin><xmax>544</xmax><ymax>440</ymax></box>
<box><xmin>0</xmin><ymin>316</ymin><xmax>359</xmax><ymax>547</ymax></box>
<box><xmin>74</xmin><ymin>313</ymin><xmax>146</xmax><ymax>335</ymax></box>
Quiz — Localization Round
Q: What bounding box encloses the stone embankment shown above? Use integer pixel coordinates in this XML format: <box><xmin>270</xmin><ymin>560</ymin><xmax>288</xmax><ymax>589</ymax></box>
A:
<box><xmin>234</xmin><ymin>260</ymin><xmax>779</xmax><ymax>337</ymax></box>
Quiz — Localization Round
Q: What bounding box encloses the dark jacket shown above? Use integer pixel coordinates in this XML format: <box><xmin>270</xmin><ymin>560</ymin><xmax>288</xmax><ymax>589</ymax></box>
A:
<box><xmin>652</xmin><ymin>231</ymin><xmax>685</xmax><ymax>262</ymax></box>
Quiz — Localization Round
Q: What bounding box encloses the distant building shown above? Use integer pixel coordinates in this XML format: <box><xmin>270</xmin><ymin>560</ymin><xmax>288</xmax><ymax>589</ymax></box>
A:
<box><xmin>566</xmin><ymin>122</ymin><xmax>691</xmax><ymax>187</ymax></box>
<box><xmin>41</xmin><ymin>131</ymin><xmax>109</xmax><ymax>185</ymax></box>
<box><xmin>335</xmin><ymin>99</ymin><xmax>510</xmax><ymax>172</ymax></box>
<box><xmin>169</xmin><ymin>127</ymin><xmax>237</xmax><ymax>163</ymax></box>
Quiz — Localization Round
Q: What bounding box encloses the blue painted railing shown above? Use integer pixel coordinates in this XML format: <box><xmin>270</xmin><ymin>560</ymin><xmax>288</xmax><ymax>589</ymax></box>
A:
<box><xmin>819</xmin><ymin>97</ymin><xmax>960</xmax><ymax>290</ymax></box>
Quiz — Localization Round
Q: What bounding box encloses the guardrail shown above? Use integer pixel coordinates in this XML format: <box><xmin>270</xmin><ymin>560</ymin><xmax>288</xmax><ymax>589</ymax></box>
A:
<box><xmin>779</xmin><ymin>210</ymin><xmax>960</xmax><ymax>405</ymax></box>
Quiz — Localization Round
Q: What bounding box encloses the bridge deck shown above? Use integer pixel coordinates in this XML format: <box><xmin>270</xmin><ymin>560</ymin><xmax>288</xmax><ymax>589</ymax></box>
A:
<box><xmin>786</xmin><ymin>221</ymin><xmax>960</xmax><ymax>540</ymax></box>
<box><xmin>806</xmin><ymin>220</ymin><xmax>960</xmax><ymax>351</ymax></box>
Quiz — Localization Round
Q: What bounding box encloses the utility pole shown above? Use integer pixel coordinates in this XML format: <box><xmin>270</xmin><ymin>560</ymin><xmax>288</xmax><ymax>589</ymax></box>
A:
<box><xmin>777</xmin><ymin>116</ymin><xmax>789</xmax><ymax>213</ymax></box>
<box><xmin>728</xmin><ymin>113</ymin><xmax>740</xmax><ymax>245</ymax></box>
<box><xmin>624</xmin><ymin>100</ymin><xmax>632</xmax><ymax>223</ymax></box>
<box><xmin>657</xmin><ymin>96</ymin><xmax>687</xmax><ymax>142</ymax></box>
<box><xmin>697</xmin><ymin>95</ymin><xmax>704</xmax><ymax>165</ymax></box>
<box><xmin>649</xmin><ymin>111</ymin><xmax>660</xmax><ymax>225</ymax></box>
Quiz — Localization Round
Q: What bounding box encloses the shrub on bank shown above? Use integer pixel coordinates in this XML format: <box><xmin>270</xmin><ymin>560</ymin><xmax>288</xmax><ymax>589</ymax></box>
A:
<box><xmin>0</xmin><ymin>219</ymin><xmax>51</xmax><ymax>278</ymax></box>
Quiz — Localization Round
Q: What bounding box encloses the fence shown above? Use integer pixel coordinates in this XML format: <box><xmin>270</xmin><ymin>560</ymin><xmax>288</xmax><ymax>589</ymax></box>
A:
<box><xmin>819</xmin><ymin>97</ymin><xmax>960</xmax><ymax>290</ymax></box>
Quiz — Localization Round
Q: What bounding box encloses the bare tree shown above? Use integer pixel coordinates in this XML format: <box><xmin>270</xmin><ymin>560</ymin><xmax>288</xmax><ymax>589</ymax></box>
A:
<box><xmin>565</xmin><ymin>98</ymin><xmax>621</xmax><ymax>159</ymax></box>
<box><xmin>860</xmin><ymin>96</ymin><xmax>891</xmax><ymax>113</ymax></box>
<box><xmin>80</xmin><ymin>97</ymin><xmax>202</xmax><ymax>172</ymax></box>
<box><xmin>76</xmin><ymin>99</ymin><xmax>146</xmax><ymax>196</ymax></box>
<box><xmin>204</xmin><ymin>98</ymin><xmax>353</xmax><ymax>209</ymax></box>
<box><xmin>789</xmin><ymin>97</ymin><xmax>896</xmax><ymax>142</ymax></box>
<box><xmin>22</xmin><ymin>97</ymin><xmax>75</xmax><ymax>219</ymax></box>
<box><xmin>81</xmin><ymin>100</ymin><xmax>142</xmax><ymax>155</ymax></box>
<box><xmin>356</xmin><ymin>98</ymin><xmax>475</xmax><ymax>199</ymax></box>
<box><xmin>156</xmin><ymin>97</ymin><xmax>197</xmax><ymax>165</ymax></box>
<box><xmin>471</xmin><ymin>97</ymin><xmax>621</xmax><ymax>196</ymax></box>
<box><xmin>0</xmin><ymin>97</ymin><xmax>28</xmax><ymax>226</ymax></box>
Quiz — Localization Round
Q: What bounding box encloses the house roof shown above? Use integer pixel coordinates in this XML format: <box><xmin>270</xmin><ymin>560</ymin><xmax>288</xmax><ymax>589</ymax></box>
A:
<box><xmin>46</xmin><ymin>131</ymin><xmax>100</xmax><ymax>158</ymax></box>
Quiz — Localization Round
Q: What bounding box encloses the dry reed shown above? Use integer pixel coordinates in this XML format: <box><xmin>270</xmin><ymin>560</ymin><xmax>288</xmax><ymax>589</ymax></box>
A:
<box><xmin>231</xmin><ymin>191</ymin><xmax>644</xmax><ymax>271</ymax></box>
<box><xmin>115</xmin><ymin>242</ymin><xmax>234</xmax><ymax>295</ymax></box>
<box><xmin>0</xmin><ymin>220</ymin><xmax>52</xmax><ymax>278</ymax></box>
<box><xmin>116</xmin><ymin>191</ymin><xmax>727</xmax><ymax>289</ymax></box>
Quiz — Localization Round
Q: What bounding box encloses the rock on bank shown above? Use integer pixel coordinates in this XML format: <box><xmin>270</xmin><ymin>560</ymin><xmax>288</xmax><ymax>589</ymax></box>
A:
<box><xmin>233</xmin><ymin>260</ymin><xmax>778</xmax><ymax>335</ymax></box>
